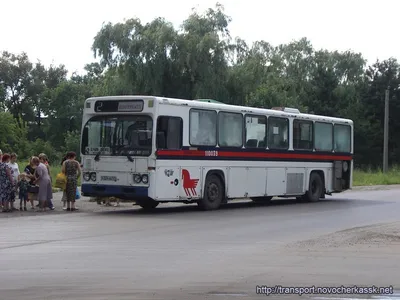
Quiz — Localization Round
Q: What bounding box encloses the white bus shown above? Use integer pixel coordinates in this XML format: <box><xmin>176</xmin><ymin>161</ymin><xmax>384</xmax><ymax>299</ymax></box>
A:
<box><xmin>80</xmin><ymin>95</ymin><xmax>353</xmax><ymax>210</ymax></box>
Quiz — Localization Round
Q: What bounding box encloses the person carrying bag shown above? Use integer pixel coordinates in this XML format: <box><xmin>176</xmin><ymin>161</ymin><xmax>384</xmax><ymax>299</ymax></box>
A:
<box><xmin>55</xmin><ymin>172</ymin><xmax>67</xmax><ymax>190</ymax></box>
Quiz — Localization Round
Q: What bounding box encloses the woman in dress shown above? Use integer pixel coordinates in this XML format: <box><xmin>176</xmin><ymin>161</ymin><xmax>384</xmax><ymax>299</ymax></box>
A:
<box><xmin>0</xmin><ymin>153</ymin><xmax>15</xmax><ymax>212</ymax></box>
<box><xmin>38</xmin><ymin>154</ymin><xmax>55</xmax><ymax>210</ymax></box>
<box><xmin>61</xmin><ymin>152</ymin><xmax>81</xmax><ymax>211</ymax></box>
<box><xmin>32</xmin><ymin>156</ymin><xmax>53</xmax><ymax>212</ymax></box>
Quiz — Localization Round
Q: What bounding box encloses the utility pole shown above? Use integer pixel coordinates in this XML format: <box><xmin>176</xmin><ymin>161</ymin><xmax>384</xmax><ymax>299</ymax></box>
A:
<box><xmin>383</xmin><ymin>88</ymin><xmax>389</xmax><ymax>173</ymax></box>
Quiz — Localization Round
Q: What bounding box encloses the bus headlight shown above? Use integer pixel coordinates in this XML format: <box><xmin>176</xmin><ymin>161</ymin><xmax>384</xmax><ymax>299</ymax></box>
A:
<box><xmin>83</xmin><ymin>173</ymin><xmax>90</xmax><ymax>181</ymax></box>
<box><xmin>90</xmin><ymin>172</ymin><xmax>97</xmax><ymax>181</ymax></box>
<box><xmin>141</xmin><ymin>174</ymin><xmax>148</xmax><ymax>184</ymax></box>
<box><xmin>133</xmin><ymin>174</ymin><xmax>142</xmax><ymax>183</ymax></box>
<box><xmin>343</xmin><ymin>161</ymin><xmax>349</xmax><ymax>172</ymax></box>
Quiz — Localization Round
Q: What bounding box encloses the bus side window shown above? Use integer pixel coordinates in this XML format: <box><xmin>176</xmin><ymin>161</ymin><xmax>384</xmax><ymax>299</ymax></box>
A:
<box><xmin>334</xmin><ymin>124</ymin><xmax>351</xmax><ymax>153</ymax></box>
<box><xmin>314</xmin><ymin>122</ymin><xmax>333</xmax><ymax>151</ymax></box>
<box><xmin>218</xmin><ymin>112</ymin><xmax>243</xmax><ymax>147</ymax></box>
<box><xmin>189</xmin><ymin>109</ymin><xmax>217</xmax><ymax>146</ymax></box>
<box><xmin>268</xmin><ymin>117</ymin><xmax>289</xmax><ymax>150</ymax></box>
<box><xmin>156</xmin><ymin>116</ymin><xmax>183</xmax><ymax>149</ymax></box>
<box><xmin>245</xmin><ymin>115</ymin><xmax>267</xmax><ymax>148</ymax></box>
<box><xmin>293</xmin><ymin>119</ymin><xmax>313</xmax><ymax>150</ymax></box>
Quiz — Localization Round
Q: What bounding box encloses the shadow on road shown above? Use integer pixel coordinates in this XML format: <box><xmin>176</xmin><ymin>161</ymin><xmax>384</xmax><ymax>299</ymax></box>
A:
<box><xmin>92</xmin><ymin>197</ymin><xmax>386</xmax><ymax>217</ymax></box>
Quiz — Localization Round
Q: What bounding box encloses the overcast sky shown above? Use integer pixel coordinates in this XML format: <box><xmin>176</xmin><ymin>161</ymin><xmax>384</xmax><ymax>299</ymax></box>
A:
<box><xmin>1</xmin><ymin>0</ymin><xmax>398</xmax><ymax>75</ymax></box>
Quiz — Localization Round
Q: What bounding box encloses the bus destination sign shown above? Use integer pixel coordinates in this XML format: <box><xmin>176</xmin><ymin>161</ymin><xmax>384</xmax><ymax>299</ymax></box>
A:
<box><xmin>94</xmin><ymin>100</ymin><xmax>144</xmax><ymax>112</ymax></box>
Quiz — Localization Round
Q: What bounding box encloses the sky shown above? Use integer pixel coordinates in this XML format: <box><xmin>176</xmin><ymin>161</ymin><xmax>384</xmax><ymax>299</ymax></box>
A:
<box><xmin>1</xmin><ymin>0</ymin><xmax>399</xmax><ymax>76</ymax></box>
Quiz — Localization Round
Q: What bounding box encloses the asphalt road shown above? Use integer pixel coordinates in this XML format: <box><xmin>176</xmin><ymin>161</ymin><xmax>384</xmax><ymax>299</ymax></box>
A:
<box><xmin>1</xmin><ymin>187</ymin><xmax>400</xmax><ymax>300</ymax></box>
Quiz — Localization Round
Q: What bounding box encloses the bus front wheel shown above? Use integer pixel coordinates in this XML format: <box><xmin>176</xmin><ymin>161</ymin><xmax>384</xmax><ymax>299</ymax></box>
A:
<box><xmin>198</xmin><ymin>174</ymin><xmax>224</xmax><ymax>210</ymax></box>
<box><xmin>137</xmin><ymin>198</ymin><xmax>159</xmax><ymax>210</ymax></box>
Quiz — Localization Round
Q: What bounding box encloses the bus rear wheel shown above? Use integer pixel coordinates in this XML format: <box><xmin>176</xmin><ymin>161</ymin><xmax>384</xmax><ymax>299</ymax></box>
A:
<box><xmin>137</xmin><ymin>198</ymin><xmax>159</xmax><ymax>210</ymax></box>
<box><xmin>198</xmin><ymin>174</ymin><xmax>224</xmax><ymax>210</ymax></box>
<box><xmin>304</xmin><ymin>172</ymin><xmax>323</xmax><ymax>202</ymax></box>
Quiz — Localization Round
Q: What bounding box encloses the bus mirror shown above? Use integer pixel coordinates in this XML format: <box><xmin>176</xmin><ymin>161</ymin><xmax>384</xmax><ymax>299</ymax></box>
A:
<box><xmin>156</xmin><ymin>132</ymin><xmax>166</xmax><ymax>149</ymax></box>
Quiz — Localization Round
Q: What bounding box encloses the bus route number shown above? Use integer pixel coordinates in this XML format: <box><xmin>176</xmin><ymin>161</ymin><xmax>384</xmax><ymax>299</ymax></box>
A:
<box><xmin>205</xmin><ymin>150</ymin><xmax>218</xmax><ymax>157</ymax></box>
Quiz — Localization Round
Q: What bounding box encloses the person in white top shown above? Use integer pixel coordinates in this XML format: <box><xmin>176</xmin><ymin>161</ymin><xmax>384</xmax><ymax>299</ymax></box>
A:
<box><xmin>7</xmin><ymin>153</ymin><xmax>20</xmax><ymax>207</ymax></box>
<box><xmin>8</xmin><ymin>153</ymin><xmax>20</xmax><ymax>182</ymax></box>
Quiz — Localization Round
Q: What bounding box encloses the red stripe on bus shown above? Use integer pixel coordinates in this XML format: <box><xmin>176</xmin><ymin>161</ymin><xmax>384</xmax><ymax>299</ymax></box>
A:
<box><xmin>156</xmin><ymin>150</ymin><xmax>352</xmax><ymax>161</ymax></box>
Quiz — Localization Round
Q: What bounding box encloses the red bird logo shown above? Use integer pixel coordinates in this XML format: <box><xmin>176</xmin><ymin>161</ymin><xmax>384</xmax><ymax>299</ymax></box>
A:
<box><xmin>182</xmin><ymin>169</ymin><xmax>199</xmax><ymax>197</ymax></box>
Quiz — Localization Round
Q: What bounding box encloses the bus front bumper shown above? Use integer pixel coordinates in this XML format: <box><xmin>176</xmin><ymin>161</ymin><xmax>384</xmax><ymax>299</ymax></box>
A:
<box><xmin>81</xmin><ymin>184</ymin><xmax>148</xmax><ymax>200</ymax></box>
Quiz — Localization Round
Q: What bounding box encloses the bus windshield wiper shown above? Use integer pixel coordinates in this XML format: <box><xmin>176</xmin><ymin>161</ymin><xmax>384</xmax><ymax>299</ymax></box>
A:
<box><xmin>94</xmin><ymin>151</ymin><xmax>101</xmax><ymax>162</ymax></box>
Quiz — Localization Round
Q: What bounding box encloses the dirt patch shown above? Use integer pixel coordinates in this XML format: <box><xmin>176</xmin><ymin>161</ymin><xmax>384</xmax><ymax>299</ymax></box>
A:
<box><xmin>286</xmin><ymin>221</ymin><xmax>400</xmax><ymax>249</ymax></box>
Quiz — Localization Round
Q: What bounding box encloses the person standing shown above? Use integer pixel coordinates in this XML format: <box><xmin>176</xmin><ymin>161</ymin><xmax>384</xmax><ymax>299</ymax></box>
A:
<box><xmin>0</xmin><ymin>154</ymin><xmax>15</xmax><ymax>212</ymax></box>
<box><xmin>7</xmin><ymin>153</ymin><xmax>20</xmax><ymax>209</ymax></box>
<box><xmin>61</xmin><ymin>152</ymin><xmax>81</xmax><ymax>211</ymax></box>
<box><xmin>60</xmin><ymin>155</ymin><xmax>68</xmax><ymax>210</ymax></box>
<box><xmin>24</xmin><ymin>157</ymin><xmax>37</xmax><ymax>210</ymax></box>
<box><xmin>32</xmin><ymin>156</ymin><xmax>53</xmax><ymax>212</ymax></box>
<box><xmin>38</xmin><ymin>154</ymin><xmax>55</xmax><ymax>210</ymax></box>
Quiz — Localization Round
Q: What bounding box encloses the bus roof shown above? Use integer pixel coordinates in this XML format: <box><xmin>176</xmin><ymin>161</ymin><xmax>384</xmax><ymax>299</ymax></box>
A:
<box><xmin>85</xmin><ymin>95</ymin><xmax>353</xmax><ymax>125</ymax></box>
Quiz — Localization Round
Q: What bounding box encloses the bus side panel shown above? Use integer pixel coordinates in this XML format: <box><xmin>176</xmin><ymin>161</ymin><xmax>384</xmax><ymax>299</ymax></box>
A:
<box><xmin>266</xmin><ymin>168</ymin><xmax>286</xmax><ymax>196</ymax></box>
<box><xmin>179</xmin><ymin>167</ymin><xmax>202</xmax><ymax>200</ymax></box>
<box><xmin>153</xmin><ymin>165</ymin><xmax>181</xmax><ymax>201</ymax></box>
<box><xmin>227</xmin><ymin>166</ymin><xmax>267</xmax><ymax>198</ymax></box>
<box><xmin>246</xmin><ymin>167</ymin><xmax>268</xmax><ymax>197</ymax></box>
<box><xmin>326</xmin><ymin>165</ymin><xmax>333</xmax><ymax>193</ymax></box>
<box><xmin>227</xmin><ymin>167</ymin><xmax>247</xmax><ymax>198</ymax></box>
<box><xmin>285</xmin><ymin>167</ymin><xmax>306</xmax><ymax>196</ymax></box>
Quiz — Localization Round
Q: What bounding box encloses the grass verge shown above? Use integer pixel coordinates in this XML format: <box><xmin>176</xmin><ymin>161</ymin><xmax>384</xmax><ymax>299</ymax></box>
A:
<box><xmin>353</xmin><ymin>166</ymin><xmax>400</xmax><ymax>186</ymax></box>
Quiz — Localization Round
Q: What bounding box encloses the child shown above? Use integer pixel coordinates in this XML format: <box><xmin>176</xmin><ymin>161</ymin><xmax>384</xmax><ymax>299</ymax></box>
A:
<box><xmin>18</xmin><ymin>173</ymin><xmax>29</xmax><ymax>211</ymax></box>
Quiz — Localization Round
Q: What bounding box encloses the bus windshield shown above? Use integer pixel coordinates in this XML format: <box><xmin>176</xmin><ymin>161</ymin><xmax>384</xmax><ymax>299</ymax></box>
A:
<box><xmin>81</xmin><ymin>115</ymin><xmax>153</xmax><ymax>157</ymax></box>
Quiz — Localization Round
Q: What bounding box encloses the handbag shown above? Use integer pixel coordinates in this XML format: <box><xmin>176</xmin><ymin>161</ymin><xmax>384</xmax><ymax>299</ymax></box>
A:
<box><xmin>75</xmin><ymin>188</ymin><xmax>81</xmax><ymax>200</ymax></box>
<box><xmin>55</xmin><ymin>172</ymin><xmax>67</xmax><ymax>190</ymax></box>
<box><xmin>28</xmin><ymin>185</ymin><xmax>39</xmax><ymax>194</ymax></box>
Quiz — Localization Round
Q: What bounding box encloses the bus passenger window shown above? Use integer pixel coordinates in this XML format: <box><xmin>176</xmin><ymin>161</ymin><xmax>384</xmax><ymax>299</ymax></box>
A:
<box><xmin>189</xmin><ymin>109</ymin><xmax>217</xmax><ymax>146</ymax></box>
<box><xmin>156</xmin><ymin>116</ymin><xmax>183</xmax><ymax>149</ymax></box>
<box><xmin>218</xmin><ymin>112</ymin><xmax>243</xmax><ymax>147</ymax></box>
<box><xmin>268</xmin><ymin>117</ymin><xmax>288</xmax><ymax>150</ymax></box>
<box><xmin>334</xmin><ymin>124</ymin><xmax>351</xmax><ymax>153</ymax></box>
<box><xmin>314</xmin><ymin>122</ymin><xmax>333</xmax><ymax>151</ymax></box>
<box><xmin>293</xmin><ymin>119</ymin><xmax>313</xmax><ymax>150</ymax></box>
<box><xmin>245</xmin><ymin>115</ymin><xmax>267</xmax><ymax>148</ymax></box>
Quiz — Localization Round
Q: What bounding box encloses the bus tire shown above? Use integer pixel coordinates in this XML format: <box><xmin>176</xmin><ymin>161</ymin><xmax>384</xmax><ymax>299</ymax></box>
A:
<box><xmin>304</xmin><ymin>172</ymin><xmax>323</xmax><ymax>202</ymax></box>
<box><xmin>137</xmin><ymin>198</ymin><xmax>159</xmax><ymax>210</ymax></box>
<box><xmin>198</xmin><ymin>174</ymin><xmax>224</xmax><ymax>210</ymax></box>
<box><xmin>251</xmin><ymin>196</ymin><xmax>273</xmax><ymax>203</ymax></box>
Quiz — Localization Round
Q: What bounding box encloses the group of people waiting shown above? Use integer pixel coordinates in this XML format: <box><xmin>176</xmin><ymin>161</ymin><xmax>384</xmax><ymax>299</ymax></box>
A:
<box><xmin>0</xmin><ymin>150</ymin><xmax>81</xmax><ymax>212</ymax></box>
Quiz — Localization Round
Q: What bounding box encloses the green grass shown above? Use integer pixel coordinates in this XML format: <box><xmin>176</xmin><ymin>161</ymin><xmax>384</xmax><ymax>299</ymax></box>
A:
<box><xmin>353</xmin><ymin>166</ymin><xmax>400</xmax><ymax>186</ymax></box>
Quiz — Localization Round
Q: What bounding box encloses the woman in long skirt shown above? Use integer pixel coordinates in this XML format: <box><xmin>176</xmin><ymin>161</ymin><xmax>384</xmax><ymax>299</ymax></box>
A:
<box><xmin>32</xmin><ymin>157</ymin><xmax>53</xmax><ymax>212</ymax></box>
<box><xmin>62</xmin><ymin>152</ymin><xmax>81</xmax><ymax>211</ymax></box>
